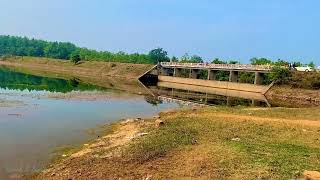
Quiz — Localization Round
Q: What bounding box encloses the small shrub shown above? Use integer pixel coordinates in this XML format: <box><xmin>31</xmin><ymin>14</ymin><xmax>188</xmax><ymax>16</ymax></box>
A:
<box><xmin>70</xmin><ymin>53</ymin><xmax>81</xmax><ymax>65</ymax></box>
<box><xmin>271</xmin><ymin>67</ymin><xmax>292</xmax><ymax>85</ymax></box>
<box><xmin>311</xmin><ymin>76</ymin><xmax>320</xmax><ymax>89</ymax></box>
<box><xmin>111</xmin><ymin>63</ymin><xmax>117</xmax><ymax>68</ymax></box>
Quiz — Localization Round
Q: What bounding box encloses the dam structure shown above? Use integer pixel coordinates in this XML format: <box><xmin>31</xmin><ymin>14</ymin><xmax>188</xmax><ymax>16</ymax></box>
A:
<box><xmin>140</xmin><ymin>62</ymin><xmax>274</xmax><ymax>95</ymax></box>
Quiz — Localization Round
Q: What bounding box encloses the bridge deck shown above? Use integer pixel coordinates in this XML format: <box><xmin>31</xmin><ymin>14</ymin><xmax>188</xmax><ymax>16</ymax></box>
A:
<box><xmin>160</xmin><ymin>62</ymin><xmax>272</xmax><ymax>73</ymax></box>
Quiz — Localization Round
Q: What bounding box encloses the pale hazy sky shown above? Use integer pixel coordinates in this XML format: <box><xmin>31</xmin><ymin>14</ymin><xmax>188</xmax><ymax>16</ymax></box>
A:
<box><xmin>0</xmin><ymin>0</ymin><xmax>319</xmax><ymax>64</ymax></box>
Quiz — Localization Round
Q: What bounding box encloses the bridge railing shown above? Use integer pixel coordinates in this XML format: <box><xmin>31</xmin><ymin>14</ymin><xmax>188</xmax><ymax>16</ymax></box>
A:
<box><xmin>160</xmin><ymin>62</ymin><xmax>273</xmax><ymax>71</ymax></box>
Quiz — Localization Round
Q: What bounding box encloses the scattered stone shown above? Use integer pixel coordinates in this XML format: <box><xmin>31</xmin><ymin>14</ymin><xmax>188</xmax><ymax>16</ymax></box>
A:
<box><xmin>145</xmin><ymin>174</ymin><xmax>152</xmax><ymax>180</ymax></box>
<box><xmin>191</xmin><ymin>138</ymin><xmax>198</xmax><ymax>145</ymax></box>
<box><xmin>248</xmin><ymin>112</ymin><xmax>253</xmax><ymax>115</ymax></box>
<box><xmin>155</xmin><ymin>119</ymin><xmax>164</xmax><ymax>128</ymax></box>
<box><xmin>51</xmin><ymin>173</ymin><xmax>56</xmax><ymax>177</ymax></box>
<box><xmin>153</xmin><ymin>115</ymin><xmax>160</xmax><ymax>119</ymax></box>
<box><xmin>83</xmin><ymin>143</ymin><xmax>89</xmax><ymax>146</ymax></box>
<box><xmin>138</xmin><ymin>92</ymin><xmax>142</xmax><ymax>95</ymax></box>
<box><xmin>302</xmin><ymin>129</ymin><xmax>307</xmax><ymax>132</ymax></box>
<box><xmin>121</xmin><ymin>118</ymin><xmax>135</xmax><ymax>124</ymax></box>
<box><xmin>135</xmin><ymin>117</ymin><xmax>142</xmax><ymax>121</ymax></box>
<box><xmin>231</xmin><ymin>137</ymin><xmax>241</xmax><ymax>142</ymax></box>
<box><xmin>62</xmin><ymin>154</ymin><xmax>67</xmax><ymax>157</ymax></box>
<box><xmin>127</xmin><ymin>132</ymin><xmax>148</xmax><ymax>140</ymax></box>
<box><xmin>302</xmin><ymin>170</ymin><xmax>320</xmax><ymax>180</ymax></box>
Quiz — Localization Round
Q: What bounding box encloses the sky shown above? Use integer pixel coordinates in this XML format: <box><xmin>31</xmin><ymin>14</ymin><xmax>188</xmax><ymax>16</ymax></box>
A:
<box><xmin>0</xmin><ymin>0</ymin><xmax>319</xmax><ymax>65</ymax></box>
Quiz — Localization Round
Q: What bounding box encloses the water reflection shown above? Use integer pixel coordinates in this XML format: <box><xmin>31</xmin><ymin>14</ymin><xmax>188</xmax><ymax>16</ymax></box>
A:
<box><xmin>145</xmin><ymin>81</ymin><xmax>270</xmax><ymax>107</ymax></box>
<box><xmin>0</xmin><ymin>66</ymin><xmax>180</xmax><ymax>173</ymax></box>
<box><xmin>0</xmin><ymin>66</ymin><xmax>106</xmax><ymax>92</ymax></box>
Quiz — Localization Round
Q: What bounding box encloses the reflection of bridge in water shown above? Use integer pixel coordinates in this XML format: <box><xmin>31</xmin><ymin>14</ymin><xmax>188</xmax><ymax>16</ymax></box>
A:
<box><xmin>146</xmin><ymin>82</ymin><xmax>270</xmax><ymax>107</ymax></box>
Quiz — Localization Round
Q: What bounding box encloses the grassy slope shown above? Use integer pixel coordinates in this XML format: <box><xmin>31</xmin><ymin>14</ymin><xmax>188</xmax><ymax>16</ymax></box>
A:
<box><xmin>36</xmin><ymin>107</ymin><xmax>320</xmax><ymax>180</ymax></box>
<box><xmin>0</xmin><ymin>56</ymin><xmax>154</xmax><ymax>94</ymax></box>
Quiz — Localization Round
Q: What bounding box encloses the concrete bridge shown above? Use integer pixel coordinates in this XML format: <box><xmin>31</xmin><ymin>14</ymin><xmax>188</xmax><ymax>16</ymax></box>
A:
<box><xmin>139</xmin><ymin>62</ymin><xmax>274</xmax><ymax>95</ymax></box>
<box><xmin>159</xmin><ymin>62</ymin><xmax>272</xmax><ymax>85</ymax></box>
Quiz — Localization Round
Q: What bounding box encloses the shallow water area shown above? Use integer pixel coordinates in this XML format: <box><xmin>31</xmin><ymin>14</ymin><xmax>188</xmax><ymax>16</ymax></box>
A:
<box><xmin>0</xmin><ymin>67</ymin><xmax>181</xmax><ymax>173</ymax></box>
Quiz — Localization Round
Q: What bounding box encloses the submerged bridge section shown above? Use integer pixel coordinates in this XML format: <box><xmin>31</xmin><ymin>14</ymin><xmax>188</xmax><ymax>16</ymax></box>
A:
<box><xmin>155</xmin><ymin>62</ymin><xmax>274</xmax><ymax>94</ymax></box>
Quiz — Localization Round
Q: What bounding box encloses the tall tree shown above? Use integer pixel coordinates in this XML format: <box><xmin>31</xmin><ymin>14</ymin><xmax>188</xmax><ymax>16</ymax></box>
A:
<box><xmin>189</xmin><ymin>55</ymin><xmax>203</xmax><ymax>63</ymax></box>
<box><xmin>250</xmin><ymin>57</ymin><xmax>272</xmax><ymax>65</ymax></box>
<box><xmin>211</xmin><ymin>58</ymin><xmax>226</xmax><ymax>64</ymax></box>
<box><xmin>171</xmin><ymin>56</ymin><xmax>178</xmax><ymax>62</ymax></box>
<box><xmin>148</xmin><ymin>48</ymin><xmax>169</xmax><ymax>63</ymax></box>
<box><xmin>70</xmin><ymin>51</ymin><xmax>81</xmax><ymax>65</ymax></box>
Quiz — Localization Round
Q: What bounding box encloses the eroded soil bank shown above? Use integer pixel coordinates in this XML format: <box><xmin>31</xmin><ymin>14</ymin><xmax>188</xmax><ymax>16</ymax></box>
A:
<box><xmin>0</xmin><ymin>57</ymin><xmax>153</xmax><ymax>95</ymax></box>
<box><xmin>266</xmin><ymin>86</ymin><xmax>320</xmax><ymax>107</ymax></box>
<box><xmin>31</xmin><ymin>107</ymin><xmax>320</xmax><ymax>180</ymax></box>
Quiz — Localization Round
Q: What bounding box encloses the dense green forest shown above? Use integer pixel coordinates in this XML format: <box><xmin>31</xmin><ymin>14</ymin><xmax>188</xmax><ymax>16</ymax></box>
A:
<box><xmin>0</xmin><ymin>35</ymin><xmax>316</xmax><ymax>67</ymax></box>
<box><xmin>0</xmin><ymin>35</ymin><xmax>169</xmax><ymax>64</ymax></box>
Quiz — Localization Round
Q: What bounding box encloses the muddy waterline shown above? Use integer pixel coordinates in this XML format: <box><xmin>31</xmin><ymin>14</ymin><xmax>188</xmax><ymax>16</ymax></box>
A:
<box><xmin>0</xmin><ymin>88</ymin><xmax>181</xmax><ymax>173</ymax></box>
<box><xmin>0</xmin><ymin>66</ymin><xmax>183</xmax><ymax>173</ymax></box>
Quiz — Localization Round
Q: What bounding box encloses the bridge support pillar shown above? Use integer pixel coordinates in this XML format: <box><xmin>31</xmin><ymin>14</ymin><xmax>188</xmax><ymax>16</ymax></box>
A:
<box><xmin>254</xmin><ymin>72</ymin><xmax>264</xmax><ymax>85</ymax></box>
<box><xmin>189</xmin><ymin>69</ymin><xmax>199</xmax><ymax>79</ymax></box>
<box><xmin>207</xmin><ymin>70</ymin><xmax>217</xmax><ymax>80</ymax></box>
<box><xmin>173</xmin><ymin>68</ymin><xmax>182</xmax><ymax>77</ymax></box>
<box><xmin>229</xmin><ymin>71</ymin><xmax>238</xmax><ymax>82</ymax></box>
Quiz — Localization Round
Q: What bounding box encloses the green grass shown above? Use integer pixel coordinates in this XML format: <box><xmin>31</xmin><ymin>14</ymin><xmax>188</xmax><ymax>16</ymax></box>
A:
<box><xmin>125</xmin><ymin>107</ymin><xmax>320</xmax><ymax>179</ymax></box>
<box><xmin>127</xmin><ymin>119</ymin><xmax>198</xmax><ymax>162</ymax></box>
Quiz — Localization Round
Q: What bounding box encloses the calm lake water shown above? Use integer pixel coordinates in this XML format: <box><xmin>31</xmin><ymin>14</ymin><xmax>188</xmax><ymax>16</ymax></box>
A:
<box><xmin>0</xmin><ymin>66</ymin><xmax>181</xmax><ymax>173</ymax></box>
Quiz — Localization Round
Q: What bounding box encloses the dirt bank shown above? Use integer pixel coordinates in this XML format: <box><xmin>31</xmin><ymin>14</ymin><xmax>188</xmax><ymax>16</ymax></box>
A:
<box><xmin>266</xmin><ymin>86</ymin><xmax>320</xmax><ymax>107</ymax></box>
<box><xmin>34</xmin><ymin>107</ymin><xmax>320</xmax><ymax>180</ymax></box>
<box><xmin>0</xmin><ymin>57</ymin><xmax>153</xmax><ymax>94</ymax></box>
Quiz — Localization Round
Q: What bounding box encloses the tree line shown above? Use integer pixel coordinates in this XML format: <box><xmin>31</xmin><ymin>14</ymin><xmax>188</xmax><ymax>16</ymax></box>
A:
<box><xmin>0</xmin><ymin>35</ymin><xmax>170</xmax><ymax>64</ymax></box>
<box><xmin>0</xmin><ymin>35</ymin><xmax>316</xmax><ymax>67</ymax></box>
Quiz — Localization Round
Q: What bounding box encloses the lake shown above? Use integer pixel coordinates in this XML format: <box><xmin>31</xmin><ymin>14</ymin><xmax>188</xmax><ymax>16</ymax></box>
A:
<box><xmin>0</xmin><ymin>66</ymin><xmax>181</xmax><ymax>173</ymax></box>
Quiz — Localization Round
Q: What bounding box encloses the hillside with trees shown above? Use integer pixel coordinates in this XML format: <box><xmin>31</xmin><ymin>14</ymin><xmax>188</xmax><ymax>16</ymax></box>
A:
<box><xmin>0</xmin><ymin>35</ymin><xmax>169</xmax><ymax>64</ymax></box>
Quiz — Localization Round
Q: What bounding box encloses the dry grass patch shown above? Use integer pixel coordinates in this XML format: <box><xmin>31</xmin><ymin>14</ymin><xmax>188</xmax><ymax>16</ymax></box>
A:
<box><xmin>124</xmin><ymin>107</ymin><xmax>320</xmax><ymax>179</ymax></box>
<box><xmin>36</xmin><ymin>107</ymin><xmax>320</xmax><ymax>179</ymax></box>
